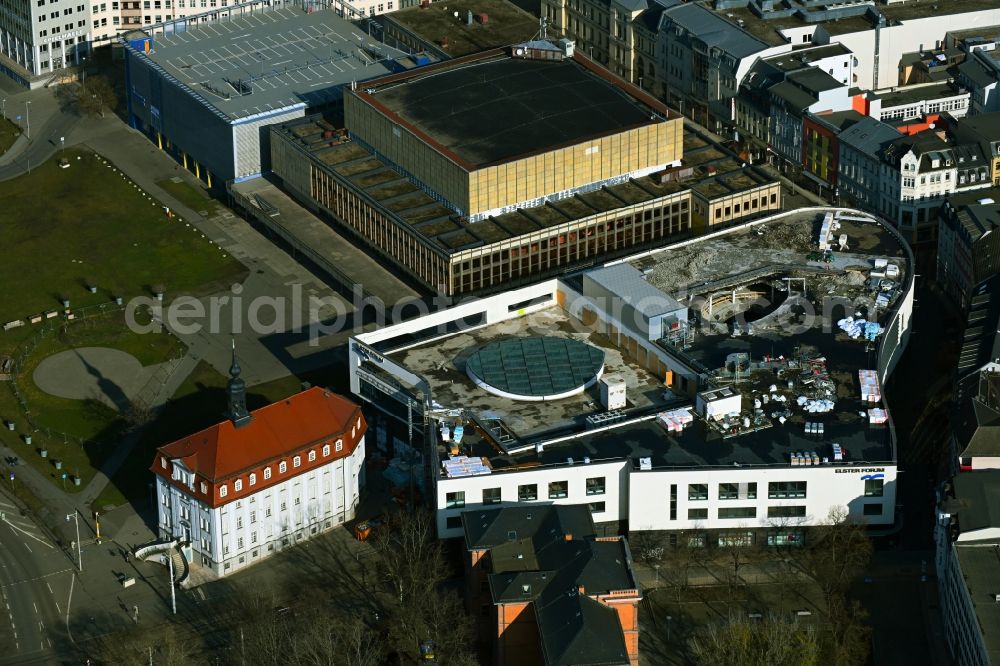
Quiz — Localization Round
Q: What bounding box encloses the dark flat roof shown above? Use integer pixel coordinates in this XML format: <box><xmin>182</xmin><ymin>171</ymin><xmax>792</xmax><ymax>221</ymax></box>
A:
<box><xmin>369</xmin><ymin>55</ymin><xmax>661</xmax><ymax>167</ymax></box>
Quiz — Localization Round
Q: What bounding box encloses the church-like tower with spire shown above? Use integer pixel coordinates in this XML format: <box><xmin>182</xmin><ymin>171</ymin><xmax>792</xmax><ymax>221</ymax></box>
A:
<box><xmin>227</xmin><ymin>341</ymin><xmax>252</xmax><ymax>428</ymax></box>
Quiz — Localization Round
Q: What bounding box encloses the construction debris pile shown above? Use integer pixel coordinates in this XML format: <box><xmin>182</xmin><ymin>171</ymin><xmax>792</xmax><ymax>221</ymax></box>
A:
<box><xmin>838</xmin><ymin>316</ymin><xmax>882</xmax><ymax>341</ymax></box>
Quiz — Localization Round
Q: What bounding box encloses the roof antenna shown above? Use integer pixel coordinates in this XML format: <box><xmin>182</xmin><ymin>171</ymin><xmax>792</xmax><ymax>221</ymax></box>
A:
<box><xmin>227</xmin><ymin>339</ymin><xmax>252</xmax><ymax>428</ymax></box>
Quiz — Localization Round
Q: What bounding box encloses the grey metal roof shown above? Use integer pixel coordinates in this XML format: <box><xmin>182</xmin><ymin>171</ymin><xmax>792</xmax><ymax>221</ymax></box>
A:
<box><xmin>953</xmin><ymin>544</ymin><xmax>1000</xmax><ymax>665</ymax></box>
<box><xmin>769</xmin><ymin>80</ymin><xmax>818</xmax><ymax>110</ymax></box>
<box><xmin>951</xmin><ymin>469</ymin><xmax>1000</xmax><ymax>533</ymax></box>
<box><xmin>585</xmin><ymin>263</ymin><xmax>684</xmax><ymax>319</ymax></box>
<box><xmin>133</xmin><ymin>7</ymin><xmax>403</xmax><ymax>121</ymax></box>
<box><xmin>957</xmin><ymin>274</ymin><xmax>1000</xmax><ymax>378</ymax></box>
<box><xmin>787</xmin><ymin>67</ymin><xmax>844</xmax><ymax>94</ymax></box>
<box><xmin>465</xmin><ymin>505</ymin><xmax>635</xmax><ymax>666</ymax></box>
<box><xmin>660</xmin><ymin>2</ymin><xmax>768</xmax><ymax>59</ymax></box>
<box><xmin>959</xmin><ymin>57</ymin><xmax>998</xmax><ymax>89</ymax></box>
<box><xmin>463</xmin><ymin>505</ymin><xmax>596</xmax><ymax>551</ymax></box>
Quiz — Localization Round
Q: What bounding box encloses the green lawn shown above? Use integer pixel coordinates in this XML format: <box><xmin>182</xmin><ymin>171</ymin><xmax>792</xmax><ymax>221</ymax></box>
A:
<box><xmin>92</xmin><ymin>362</ymin><xmax>310</xmax><ymax>510</ymax></box>
<box><xmin>0</xmin><ymin>148</ymin><xmax>248</xmax><ymax>492</ymax></box>
<box><xmin>0</xmin><ymin>149</ymin><xmax>245</xmax><ymax>346</ymax></box>
<box><xmin>0</xmin><ymin>117</ymin><xmax>21</xmax><ymax>155</ymax></box>
<box><xmin>17</xmin><ymin>314</ymin><xmax>182</xmax><ymax>441</ymax></box>
<box><xmin>155</xmin><ymin>177</ymin><xmax>224</xmax><ymax>217</ymax></box>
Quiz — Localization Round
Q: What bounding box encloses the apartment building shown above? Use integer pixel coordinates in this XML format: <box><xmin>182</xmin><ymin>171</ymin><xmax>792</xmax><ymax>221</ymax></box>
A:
<box><xmin>838</xmin><ymin>116</ymin><xmax>903</xmax><ymax>211</ymax></box>
<box><xmin>935</xmin><ymin>470</ymin><xmax>1000</xmax><ymax>666</ymax></box>
<box><xmin>544</xmin><ymin>0</ymin><xmax>1000</xmax><ymax>133</ymax></box>
<box><xmin>463</xmin><ymin>505</ymin><xmax>640</xmax><ymax>666</ymax></box>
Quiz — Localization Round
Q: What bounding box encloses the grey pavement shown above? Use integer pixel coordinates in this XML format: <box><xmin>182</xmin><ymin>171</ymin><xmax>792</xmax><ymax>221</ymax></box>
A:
<box><xmin>0</xmin><ymin>85</ymin><xmax>87</xmax><ymax>179</ymax></box>
<box><xmin>32</xmin><ymin>347</ymin><xmax>165</xmax><ymax>410</ymax></box>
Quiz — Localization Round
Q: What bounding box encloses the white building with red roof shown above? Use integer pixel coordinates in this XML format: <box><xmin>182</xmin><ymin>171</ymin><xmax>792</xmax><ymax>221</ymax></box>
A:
<box><xmin>150</xmin><ymin>349</ymin><xmax>367</xmax><ymax>577</ymax></box>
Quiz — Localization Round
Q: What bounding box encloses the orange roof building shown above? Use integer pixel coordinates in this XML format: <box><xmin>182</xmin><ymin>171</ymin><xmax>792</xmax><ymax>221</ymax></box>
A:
<box><xmin>151</xmin><ymin>349</ymin><xmax>367</xmax><ymax>578</ymax></box>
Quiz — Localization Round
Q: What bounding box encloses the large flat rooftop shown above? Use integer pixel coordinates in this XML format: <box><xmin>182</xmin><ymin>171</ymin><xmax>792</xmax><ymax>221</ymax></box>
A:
<box><xmin>881</xmin><ymin>0</ymin><xmax>1000</xmax><ymax>23</ymax></box>
<box><xmin>138</xmin><ymin>7</ymin><xmax>403</xmax><ymax>120</ymax></box>
<box><xmin>393</xmin><ymin>307</ymin><xmax>674</xmax><ymax>436</ymax></box>
<box><xmin>386</xmin><ymin>0</ymin><xmax>540</xmax><ymax>57</ymax></box>
<box><xmin>382</xmin><ymin>210</ymin><xmax>908</xmax><ymax>476</ymax></box>
<box><xmin>718</xmin><ymin>6</ymin><xmax>874</xmax><ymax>46</ymax></box>
<box><xmin>875</xmin><ymin>82</ymin><xmax>967</xmax><ymax>108</ymax></box>
<box><xmin>368</xmin><ymin>55</ymin><xmax>663</xmax><ymax>167</ymax></box>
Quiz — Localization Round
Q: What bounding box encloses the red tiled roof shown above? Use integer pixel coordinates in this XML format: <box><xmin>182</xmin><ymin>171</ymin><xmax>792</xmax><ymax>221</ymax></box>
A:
<box><xmin>150</xmin><ymin>387</ymin><xmax>366</xmax><ymax>508</ymax></box>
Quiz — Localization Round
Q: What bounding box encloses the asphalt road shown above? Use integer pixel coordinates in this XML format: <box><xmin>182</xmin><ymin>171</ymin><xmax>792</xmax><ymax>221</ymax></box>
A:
<box><xmin>0</xmin><ymin>495</ymin><xmax>75</xmax><ymax>665</ymax></box>
<box><xmin>0</xmin><ymin>107</ymin><xmax>80</xmax><ymax>182</ymax></box>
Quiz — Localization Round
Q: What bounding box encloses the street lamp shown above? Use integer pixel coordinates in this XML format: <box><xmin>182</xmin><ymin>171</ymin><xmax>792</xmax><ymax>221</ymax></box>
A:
<box><xmin>24</xmin><ymin>101</ymin><xmax>31</xmax><ymax>139</ymax></box>
<box><xmin>1</xmin><ymin>98</ymin><xmax>5</xmax><ymax>120</ymax></box>
<box><xmin>66</xmin><ymin>511</ymin><xmax>82</xmax><ymax>571</ymax></box>
<box><xmin>81</xmin><ymin>56</ymin><xmax>87</xmax><ymax>87</ymax></box>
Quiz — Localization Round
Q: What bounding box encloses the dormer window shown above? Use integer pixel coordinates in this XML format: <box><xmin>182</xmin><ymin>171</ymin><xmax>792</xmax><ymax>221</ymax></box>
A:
<box><xmin>220</xmin><ymin>484</ymin><xmax>228</xmax><ymax>498</ymax></box>
<box><xmin>264</xmin><ymin>467</ymin><xmax>272</xmax><ymax>480</ymax></box>
<box><xmin>336</xmin><ymin>439</ymin><xmax>343</xmax><ymax>452</ymax></box>
<box><xmin>308</xmin><ymin>450</ymin><xmax>316</xmax><ymax>462</ymax></box>
<box><xmin>160</xmin><ymin>457</ymin><xmax>167</xmax><ymax>469</ymax></box>
<box><xmin>234</xmin><ymin>479</ymin><xmax>243</xmax><ymax>492</ymax></box>
<box><xmin>293</xmin><ymin>456</ymin><xmax>301</xmax><ymax>468</ymax></box>
<box><xmin>200</xmin><ymin>481</ymin><xmax>207</xmax><ymax>494</ymax></box>
<box><xmin>279</xmin><ymin>461</ymin><xmax>287</xmax><ymax>474</ymax></box>
<box><xmin>249</xmin><ymin>473</ymin><xmax>256</xmax><ymax>486</ymax></box>
<box><xmin>322</xmin><ymin>444</ymin><xmax>330</xmax><ymax>457</ymax></box>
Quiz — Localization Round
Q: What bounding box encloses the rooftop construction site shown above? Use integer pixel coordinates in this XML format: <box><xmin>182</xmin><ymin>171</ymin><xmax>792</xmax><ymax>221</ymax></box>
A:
<box><xmin>351</xmin><ymin>208</ymin><xmax>915</xmax><ymax>479</ymax></box>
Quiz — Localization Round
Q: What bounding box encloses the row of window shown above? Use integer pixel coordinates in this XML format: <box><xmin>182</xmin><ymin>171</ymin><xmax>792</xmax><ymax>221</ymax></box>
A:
<box><xmin>689</xmin><ymin>502</ymin><xmax>884</xmax><ymax>520</ymax></box>
<box><xmin>221</xmin><ymin>440</ymin><xmax>346</xmax><ymax>497</ymax></box>
<box><xmin>444</xmin><ymin>478</ymin><xmax>884</xmax><ymax>511</ymax></box>
<box><xmin>445</xmin><ymin>477</ymin><xmax>607</xmax><ymax>508</ymax></box>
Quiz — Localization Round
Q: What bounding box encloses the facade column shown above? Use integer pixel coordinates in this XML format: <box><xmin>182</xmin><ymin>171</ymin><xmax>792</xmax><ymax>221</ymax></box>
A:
<box><xmin>195</xmin><ymin>161</ymin><xmax>200</xmax><ymax>179</ymax></box>
<box><xmin>182</xmin><ymin>151</ymin><xmax>188</xmax><ymax>169</ymax></box>
<box><xmin>206</xmin><ymin>171</ymin><xmax>212</xmax><ymax>188</ymax></box>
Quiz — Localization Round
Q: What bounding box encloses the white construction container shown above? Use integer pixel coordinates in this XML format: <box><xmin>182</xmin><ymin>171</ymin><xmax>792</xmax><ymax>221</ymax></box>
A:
<box><xmin>696</xmin><ymin>386</ymin><xmax>742</xmax><ymax>421</ymax></box>
<box><xmin>600</xmin><ymin>375</ymin><xmax>627</xmax><ymax>411</ymax></box>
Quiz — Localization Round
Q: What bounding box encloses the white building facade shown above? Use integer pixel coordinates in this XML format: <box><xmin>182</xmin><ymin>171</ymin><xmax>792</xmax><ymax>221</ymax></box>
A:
<box><xmin>152</xmin><ymin>384</ymin><xmax>367</xmax><ymax>577</ymax></box>
<box><xmin>435</xmin><ymin>458</ymin><xmax>896</xmax><ymax>539</ymax></box>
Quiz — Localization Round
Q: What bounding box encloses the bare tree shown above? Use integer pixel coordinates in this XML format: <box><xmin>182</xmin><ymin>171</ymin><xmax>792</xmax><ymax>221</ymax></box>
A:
<box><xmin>821</xmin><ymin>595</ymin><xmax>871</xmax><ymax>666</ymax></box>
<box><xmin>93</xmin><ymin>621</ymin><xmax>204</xmax><ymax>666</ymax></box>
<box><xmin>79</xmin><ymin>76</ymin><xmax>117</xmax><ymax>118</ymax></box>
<box><xmin>370</xmin><ymin>509</ymin><xmax>475</xmax><ymax>664</ymax></box>
<box><xmin>688</xmin><ymin>612</ymin><xmax>821</xmax><ymax>666</ymax></box>
<box><xmin>122</xmin><ymin>398</ymin><xmax>156</xmax><ymax>433</ymax></box>
<box><xmin>795</xmin><ymin>507</ymin><xmax>872</xmax><ymax>606</ymax></box>
<box><xmin>369</xmin><ymin>509</ymin><xmax>448</xmax><ymax>605</ymax></box>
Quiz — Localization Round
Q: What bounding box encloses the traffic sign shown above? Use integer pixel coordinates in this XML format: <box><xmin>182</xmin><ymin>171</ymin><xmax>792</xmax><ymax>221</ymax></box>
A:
<box><xmin>61</xmin><ymin>472</ymin><xmax>67</xmax><ymax>480</ymax></box>
<box><xmin>8</xmin><ymin>472</ymin><xmax>13</xmax><ymax>481</ymax></box>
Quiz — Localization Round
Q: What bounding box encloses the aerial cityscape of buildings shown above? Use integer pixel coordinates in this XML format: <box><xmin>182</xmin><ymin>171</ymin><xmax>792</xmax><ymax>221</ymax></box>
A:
<box><xmin>2</xmin><ymin>0</ymin><xmax>1000</xmax><ymax>663</ymax></box>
